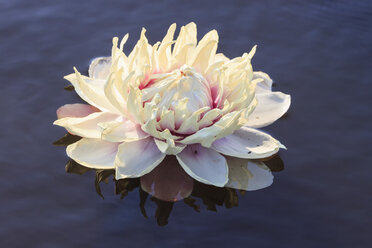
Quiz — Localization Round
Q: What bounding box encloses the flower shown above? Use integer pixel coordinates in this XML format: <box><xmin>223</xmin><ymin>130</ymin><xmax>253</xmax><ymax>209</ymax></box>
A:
<box><xmin>54</xmin><ymin>23</ymin><xmax>290</xmax><ymax>191</ymax></box>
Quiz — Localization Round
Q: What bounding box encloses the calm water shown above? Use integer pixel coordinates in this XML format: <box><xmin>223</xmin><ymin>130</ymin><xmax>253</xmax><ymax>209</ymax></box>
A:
<box><xmin>1</xmin><ymin>0</ymin><xmax>371</xmax><ymax>247</ymax></box>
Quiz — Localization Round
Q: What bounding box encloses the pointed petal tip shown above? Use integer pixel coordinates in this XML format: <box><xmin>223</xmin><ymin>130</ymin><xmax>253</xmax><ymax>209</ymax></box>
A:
<box><xmin>112</xmin><ymin>37</ymin><xmax>119</xmax><ymax>46</ymax></box>
<box><xmin>52</xmin><ymin>119</ymin><xmax>60</xmax><ymax>126</ymax></box>
<box><xmin>279</xmin><ymin>142</ymin><xmax>287</xmax><ymax>150</ymax></box>
<box><xmin>248</xmin><ymin>45</ymin><xmax>257</xmax><ymax>59</ymax></box>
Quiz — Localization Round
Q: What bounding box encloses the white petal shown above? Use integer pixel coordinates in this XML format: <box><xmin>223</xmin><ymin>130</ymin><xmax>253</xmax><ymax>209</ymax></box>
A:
<box><xmin>176</xmin><ymin>144</ymin><xmax>228</xmax><ymax>187</ymax></box>
<box><xmin>253</xmin><ymin>71</ymin><xmax>273</xmax><ymax>94</ymax></box>
<box><xmin>115</xmin><ymin>137</ymin><xmax>166</xmax><ymax>179</ymax></box>
<box><xmin>66</xmin><ymin>138</ymin><xmax>119</xmax><ymax>169</ymax></box>
<box><xmin>56</xmin><ymin>103</ymin><xmax>98</xmax><ymax>119</ymax></box>
<box><xmin>211</xmin><ymin>127</ymin><xmax>284</xmax><ymax>159</ymax></box>
<box><xmin>54</xmin><ymin>112</ymin><xmax>119</xmax><ymax>138</ymax></box>
<box><xmin>88</xmin><ymin>56</ymin><xmax>112</xmax><ymax>79</ymax></box>
<box><xmin>100</xmin><ymin>119</ymin><xmax>149</xmax><ymax>142</ymax></box>
<box><xmin>225</xmin><ymin>156</ymin><xmax>273</xmax><ymax>191</ymax></box>
<box><xmin>245</xmin><ymin>92</ymin><xmax>291</xmax><ymax>128</ymax></box>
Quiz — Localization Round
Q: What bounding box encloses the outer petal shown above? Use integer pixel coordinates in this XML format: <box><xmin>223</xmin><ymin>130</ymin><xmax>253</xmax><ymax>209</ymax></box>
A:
<box><xmin>100</xmin><ymin>119</ymin><xmax>149</xmax><ymax>142</ymax></box>
<box><xmin>245</xmin><ymin>92</ymin><xmax>291</xmax><ymax>128</ymax></box>
<box><xmin>88</xmin><ymin>56</ymin><xmax>112</xmax><ymax>79</ymax></box>
<box><xmin>176</xmin><ymin>144</ymin><xmax>228</xmax><ymax>187</ymax></box>
<box><xmin>66</xmin><ymin>138</ymin><xmax>119</xmax><ymax>169</ymax></box>
<box><xmin>225</xmin><ymin>156</ymin><xmax>273</xmax><ymax>191</ymax></box>
<box><xmin>115</xmin><ymin>137</ymin><xmax>166</xmax><ymax>179</ymax></box>
<box><xmin>140</xmin><ymin>156</ymin><xmax>194</xmax><ymax>202</ymax></box>
<box><xmin>54</xmin><ymin>112</ymin><xmax>119</xmax><ymax>138</ymax></box>
<box><xmin>56</xmin><ymin>103</ymin><xmax>99</xmax><ymax>119</ymax></box>
<box><xmin>211</xmin><ymin>127</ymin><xmax>285</xmax><ymax>159</ymax></box>
<box><xmin>253</xmin><ymin>71</ymin><xmax>273</xmax><ymax>94</ymax></box>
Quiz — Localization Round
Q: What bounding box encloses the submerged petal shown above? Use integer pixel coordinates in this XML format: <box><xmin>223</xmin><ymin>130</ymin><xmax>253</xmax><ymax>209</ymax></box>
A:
<box><xmin>211</xmin><ymin>127</ymin><xmax>284</xmax><ymax>159</ymax></box>
<box><xmin>245</xmin><ymin>92</ymin><xmax>291</xmax><ymax>128</ymax></box>
<box><xmin>176</xmin><ymin>144</ymin><xmax>228</xmax><ymax>187</ymax></box>
<box><xmin>140</xmin><ymin>155</ymin><xmax>194</xmax><ymax>202</ymax></box>
<box><xmin>225</xmin><ymin>156</ymin><xmax>273</xmax><ymax>191</ymax></box>
<box><xmin>115</xmin><ymin>137</ymin><xmax>166</xmax><ymax>179</ymax></box>
<box><xmin>66</xmin><ymin>138</ymin><xmax>119</xmax><ymax>169</ymax></box>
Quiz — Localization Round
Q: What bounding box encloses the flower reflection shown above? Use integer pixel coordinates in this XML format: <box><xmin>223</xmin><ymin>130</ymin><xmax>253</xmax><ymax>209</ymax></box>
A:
<box><xmin>54</xmin><ymin>133</ymin><xmax>284</xmax><ymax>226</ymax></box>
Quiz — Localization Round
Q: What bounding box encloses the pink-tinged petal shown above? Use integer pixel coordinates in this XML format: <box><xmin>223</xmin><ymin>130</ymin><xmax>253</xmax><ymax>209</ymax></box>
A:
<box><xmin>115</xmin><ymin>137</ymin><xmax>166</xmax><ymax>179</ymax></box>
<box><xmin>101</xmin><ymin>120</ymin><xmax>149</xmax><ymax>142</ymax></box>
<box><xmin>211</xmin><ymin>127</ymin><xmax>285</xmax><ymax>159</ymax></box>
<box><xmin>56</xmin><ymin>103</ymin><xmax>99</xmax><ymax>119</ymax></box>
<box><xmin>88</xmin><ymin>56</ymin><xmax>112</xmax><ymax>79</ymax></box>
<box><xmin>54</xmin><ymin>112</ymin><xmax>119</xmax><ymax>138</ymax></box>
<box><xmin>140</xmin><ymin>156</ymin><xmax>194</xmax><ymax>202</ymax></box>
<box><xmin>176</xmin><ymin>144</ymin><xmax>228</xmax><ymax>187</ymax></box>
<box><xmin>225</xmin><ymin>156</ymin><xmax>273</xmax><ymax>191</ymax></box>
<box><xmin>66</xmin><ymin>138</ymin><xmax>119</xmax><ymax>169</ymax></box>
<box><xmin>245</xmin><ymin>92</ymin><xmax>291</xmax><ymax>128</ymax></box>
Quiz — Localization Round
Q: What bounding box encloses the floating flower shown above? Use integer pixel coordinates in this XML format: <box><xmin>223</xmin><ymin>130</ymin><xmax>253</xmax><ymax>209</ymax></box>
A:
<box><xmin>54</xmin><ymin>23</ymin><xmax>290</xmax><ymax>192</ymax></box>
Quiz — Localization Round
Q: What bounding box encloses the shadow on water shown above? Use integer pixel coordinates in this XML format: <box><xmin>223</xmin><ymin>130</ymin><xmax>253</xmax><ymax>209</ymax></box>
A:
<box><xmin>54</xmin><ymin>133</ymin><xmax>285</xmax><ymax>226</ymax></box>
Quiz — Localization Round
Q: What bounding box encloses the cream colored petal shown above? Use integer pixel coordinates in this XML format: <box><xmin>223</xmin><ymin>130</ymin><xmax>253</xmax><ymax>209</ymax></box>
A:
<box><xmin>211</xmin><ymin>127</ymin><xmax>285</xmax><ymax>159</ymax></box>
<box><xmin>103</xmin><ymin>69</ymin><xmax>128</xmax><ymax>117</ymax></box>
<box><xmin>176</xmin><ymin>106</ymin><xmax>210</xmax><ymax>134</ymax></box>
<box><xmin>154</xmin><ymin>138</ymin><xmax>186</xmax><ymax>155</ymax></box>
<box><xmin>176</xmin><ymin>144</ymin><xmax>228</xmax><ymax>187</ymax></box>
<box><xmin>54</xmin><ymin>112</ymin><xmax>119</xmax><ymax>138</ymax></box>
<box><xmin>115</xmin><ymin>137</ymin><xmax>166</xmax><ymax>179</ymax></box>
<box><xmin>191</xmin><ymin>30</ymin><xmax>218</xmax><ymax>72</ymax></box>
<box><xmin>158</xmin><ymin>108</ymin><xmax>175</xmax><ymax>131</ymax></box>
<box><xmin>157</xmin><ymin>23</ymin><xmax>176</xmax><ymax>70</ymax></box>
<box><xmin>214</xmin><ymin>53</ymin><xmax>229</xmax><ymax>63</ymax></box>
<box><xmin>198</xmin><ymin>108</ymin><xmax>222</xmax><ymax>128</ymax></box>
<box><xmin>66</xmin><ymin>138</ymin><xmax>119</xmax><ymax>169</ymax></box>
<box><xmin>126</xmin><ymin>86</ymin><xmax>144</xmax><ymax>123</ymax></box>
<box><xmin>100</xmin><ymin>119</ymin><xmax>149</xmax><ymax>142</ymax></box>
<box><xmin>64</xmin><ymin>69</ymin><xmax>121</xmax><ymax>115</ymax></box>
<box><xmin>179</xmin><ymin>108</ymin><xmax>247</xmax><ymax>147</ymax></box>
<box><xmin>225</xmin><ymin>156</ymin><xmax>273</xmax><ymax>191</ymax></box>
<box><xmin>88</xmin><ymin>56</ymin><xmax>112</xmax><ymax>79</ymax></box>
<box><xmin>192</xmin><ymin>40</ymin><xmax>218</xmax><ymax>73</ymax></box>
<box><xmin>245</xmin><ymin>92</ymin><xmax>291</xmax><ymax>128</ymax></box>
<box><xmin>173</xmin><ymin>22</ymin><xmax>197</xmax><ymax>58</ymax></box>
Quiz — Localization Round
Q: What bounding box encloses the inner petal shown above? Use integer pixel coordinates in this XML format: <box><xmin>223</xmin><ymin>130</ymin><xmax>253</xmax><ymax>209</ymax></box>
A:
<box><xmin>141</xmin><ymin>65</ymin><xmax>213</xmax><ymax>133</ymax></box>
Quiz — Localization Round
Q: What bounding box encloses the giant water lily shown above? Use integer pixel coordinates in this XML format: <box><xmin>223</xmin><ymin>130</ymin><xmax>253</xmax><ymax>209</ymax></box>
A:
<box><xmin>54</xmin><ymin>23</ymin><xmax>290</xmax><ymax>193</ymax></box>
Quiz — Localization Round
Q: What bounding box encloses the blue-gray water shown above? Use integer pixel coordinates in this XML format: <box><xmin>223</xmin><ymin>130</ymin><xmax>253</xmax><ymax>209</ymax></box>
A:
<box><xmin>1</xmin><ymin>0</ymin><xmax>371</xmax><ymax>247</ymax></box>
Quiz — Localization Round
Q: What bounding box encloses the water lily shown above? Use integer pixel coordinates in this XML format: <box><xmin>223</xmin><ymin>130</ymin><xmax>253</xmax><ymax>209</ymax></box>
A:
<box><xmin>54</xmin><ymin>23</ymin><xmax>290</xmax><ymax>193</ymax></box>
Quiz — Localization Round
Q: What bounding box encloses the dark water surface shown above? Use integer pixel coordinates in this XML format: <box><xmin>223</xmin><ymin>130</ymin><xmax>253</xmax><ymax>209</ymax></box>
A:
<box><xmin>1</xmin><ymin>0</ymin><xmax>371</xmax><ymax>247</ymax></box>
